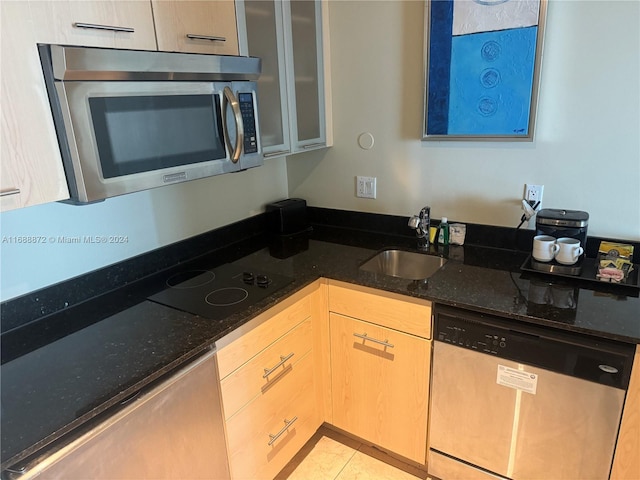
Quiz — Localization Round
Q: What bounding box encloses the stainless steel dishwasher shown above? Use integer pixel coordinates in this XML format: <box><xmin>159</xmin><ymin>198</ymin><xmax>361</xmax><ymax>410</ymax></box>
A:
<box><xmin>4</xmin><ymin>349</ymin><xmax>230</xmax><ymax>480</ymax></box>
<box><xmin>428</xmin><ymin>305</ymin><xmax>635</xmax><ymax>480</ymax></box>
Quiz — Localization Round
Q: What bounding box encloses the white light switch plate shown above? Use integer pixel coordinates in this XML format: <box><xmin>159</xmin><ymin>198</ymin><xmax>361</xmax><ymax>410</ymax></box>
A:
<box><xmin>356</xmin><ymin>176</ymin><xmax>377</xmax><ymax>199</ymax></box>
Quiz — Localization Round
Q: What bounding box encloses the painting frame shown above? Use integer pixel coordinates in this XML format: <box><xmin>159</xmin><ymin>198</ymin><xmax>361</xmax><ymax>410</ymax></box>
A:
<box><xmin>422</xmin><ymin>0</ymin><xmax>548</xmax><ymax>141</ymax></box>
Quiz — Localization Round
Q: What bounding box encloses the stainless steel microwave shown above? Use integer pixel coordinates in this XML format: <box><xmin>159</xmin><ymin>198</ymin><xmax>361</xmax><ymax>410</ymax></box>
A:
<box><xmin>39</xmin><ymin>44</ymin><xmax>263</xmax><ymax>203</ymax></box>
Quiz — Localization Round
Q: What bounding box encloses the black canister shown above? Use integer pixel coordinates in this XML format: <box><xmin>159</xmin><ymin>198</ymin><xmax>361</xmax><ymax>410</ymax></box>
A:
<box><xmin>265</xmin><ymin>198</ymin><xmax>310</xmax><ymax>259</ymax></box>
<box><xmin>265</xmin><ymin>198</ymin><xmax>308</xmax><ymax>234</ymax></box>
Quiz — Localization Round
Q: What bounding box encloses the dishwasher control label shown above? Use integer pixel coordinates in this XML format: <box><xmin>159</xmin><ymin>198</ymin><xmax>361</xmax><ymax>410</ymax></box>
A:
<box><xmin>497</xmin><ymin>365</ymin><xmax>538</xmax><ymax>394</ymax></box>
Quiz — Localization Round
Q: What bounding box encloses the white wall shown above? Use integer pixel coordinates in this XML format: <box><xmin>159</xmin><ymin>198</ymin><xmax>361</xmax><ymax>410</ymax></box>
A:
<box><xmin>0</xmin><ymin>158</ymin><xmax>289</xmax><ymax>301</ymax></box>
<box><xmin>287</xmin><ymin>0</ymin><xmax>640</xmax><ymax>240</ymax></box>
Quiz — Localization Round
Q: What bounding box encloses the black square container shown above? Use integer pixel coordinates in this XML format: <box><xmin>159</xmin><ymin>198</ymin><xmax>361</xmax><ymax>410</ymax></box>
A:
<box><xmin>266</xmin><ymin>198</ymin><xmax>308</xmax><ymax>234</ymax></box>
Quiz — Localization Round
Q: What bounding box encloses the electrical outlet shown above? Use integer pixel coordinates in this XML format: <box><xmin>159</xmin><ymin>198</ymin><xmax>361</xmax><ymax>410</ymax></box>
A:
<box><xmin>356</xmin><ymin>176</ymin><xmax>377</xmax><ymax>199</ymax></box>
<box><xmin>524</xmin><ymin>184</ymin><xmax>543</xmax><ymax>208</ymax></box>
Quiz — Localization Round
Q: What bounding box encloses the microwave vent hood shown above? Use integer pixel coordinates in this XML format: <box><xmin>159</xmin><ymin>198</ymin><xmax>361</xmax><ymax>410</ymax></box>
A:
<box><xmin>46</xmin><ymin>44</ymin><xmax>261</xmax><ymax>82</ymax></box>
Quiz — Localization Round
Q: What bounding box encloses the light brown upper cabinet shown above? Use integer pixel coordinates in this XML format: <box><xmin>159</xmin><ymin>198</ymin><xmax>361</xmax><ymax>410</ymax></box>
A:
<box><xmin>152</xmin><ymin>1</ymin><xmax>239</xmax><ymax>55</ymax></box>
<box><xmin>28</xmin><ymin>0</ymin><xmax>157</xmax><ymax>50</ymax></box>
<box><xmin>2</xmin><ymin>1</ymin><xmax>157</xmax><ymax>212</ymax></box>
<box><xmin>1</xmin><ymin>1</ymin><xmax>69</xmax><ymax>211</ymax></box>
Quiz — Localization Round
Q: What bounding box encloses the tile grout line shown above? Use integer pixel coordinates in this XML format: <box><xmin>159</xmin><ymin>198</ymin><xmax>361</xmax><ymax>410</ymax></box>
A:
<box><xmin>332</xmin><ymin>446</ymin><xmax>360</xmax><ymax>480</ymax></box>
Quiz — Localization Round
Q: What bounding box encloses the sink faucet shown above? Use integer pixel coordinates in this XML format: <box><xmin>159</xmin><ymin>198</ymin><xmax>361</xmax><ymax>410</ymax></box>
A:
<box><xmin>408</xmin><ymin>206</ymin><xmax>430</xmax><ymax>250</ymax></box>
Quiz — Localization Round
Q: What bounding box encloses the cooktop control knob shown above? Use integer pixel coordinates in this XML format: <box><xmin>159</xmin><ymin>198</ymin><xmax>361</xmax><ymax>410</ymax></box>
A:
<box><xmin>256</xmin><ymin>274</ymin><xmax>270</xmax><ymax>288</ymax></box>
<box><xmin>242</xmin><ymin>272</ymin><xmax>254</xmax><ymax>285</ymax></box>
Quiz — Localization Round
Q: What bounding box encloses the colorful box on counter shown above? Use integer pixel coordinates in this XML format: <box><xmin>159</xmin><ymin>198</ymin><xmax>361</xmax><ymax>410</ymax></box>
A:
<box><xmin>596</xmin><ymin>241</ymin><xmax>635</xmax><ymax>283</ymax></box>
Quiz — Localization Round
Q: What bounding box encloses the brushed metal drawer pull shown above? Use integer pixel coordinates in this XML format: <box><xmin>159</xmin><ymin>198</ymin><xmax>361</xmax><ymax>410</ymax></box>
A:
<box><xmin>186</xmin><ymin>34</ymin><xmax>227</xmax><ymax>42</ymax></box>
<box><xmin>0</xmin><ymin>188</ymin><xmax>20</xmax><ymax>197</ymax></box>
<box><xmin>268</xmin><ymin>416</ymin><xmax>298</xmax><ymax>446</ymax></box>
<box><xmin>263</xmin><ymin>352</ymin><xmax>295</xmax><ymax>378</ymax></box>
<box><xmin>74</xmin><ymin>22</ymin><xmax>135</xmax><ymax>33</ymax></box>
<box><xmin>353</xmin><ymin>332</ymin><xmax>394</xmax><ymax>349</ymax></box>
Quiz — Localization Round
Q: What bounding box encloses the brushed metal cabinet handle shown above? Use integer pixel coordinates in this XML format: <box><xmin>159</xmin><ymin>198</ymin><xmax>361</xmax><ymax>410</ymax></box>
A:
<box><xmin>353</xmin><ymin>332</ymin><xmax>394</xmax><ymax>349</ymax></box>
<box><xmin>186</xmin><ymin>34</ymin><xmax>226</xmax><ymax>42</ymax></box>
<box><xmin>263</xmin><ymin>150</ymin><xmax>291</xmax><ymax>158</ymax></box>
<box><xmin>263</xmin><ymin>352</ymin><xmax>295</xmax><ymax>378</ymax></box>
<box><xmin>0</xmin><ymin>188</ymin><xmax>20</xmax><ymax>197</ymax></box>
<box><xmin>302</xmin><ymin>143</ymin><xmax>325</xmax><ymax>150</ymax></box>
<box><xmin>73</xmin><ymin>22</ymin><xmax>135</xmax><ymax>33</ymax></box>
<box><xmin>267</xmin><ymin>416</ymin><xmax>298</xmax><ymax>446</ymax></box>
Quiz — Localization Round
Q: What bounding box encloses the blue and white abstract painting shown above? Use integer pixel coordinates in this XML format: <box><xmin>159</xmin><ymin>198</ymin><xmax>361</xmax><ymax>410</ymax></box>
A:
<box><xmin>425</xmin><ymin>0</ymin><xmax>545</xmax><ymax>139</ymax></box>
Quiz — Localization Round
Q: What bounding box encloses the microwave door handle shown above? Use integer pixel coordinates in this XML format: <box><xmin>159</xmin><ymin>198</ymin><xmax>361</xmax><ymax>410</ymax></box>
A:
<box><xmin>222</xmin><ymin>87</ymin><xmax>244</xmax><ymax>164</ymax></box>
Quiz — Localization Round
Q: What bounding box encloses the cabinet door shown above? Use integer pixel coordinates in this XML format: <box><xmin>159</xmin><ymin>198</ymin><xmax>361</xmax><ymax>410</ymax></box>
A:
<box><xmin>238</xmin><ymin>0</ymin><xmax>328</xmax><ymax>157</ymax></box>
<box><xmin>153</xmin><ymin>0</ymin><xmax>239</xmax><ymax>55</ymax></box>
<box><xmin>28</xmin><ymin>0</ymin><xmax>157</xmax><ymax>50</ymax></box>
<box><xmin>284</xmin><ymin>0</ymin><xmax>327</xmax><ymax>152</ymax></box>
<box><xmin>611</xmin><ymin>345</ymin><xmax>640</xmax><ymax>480</ymax></box>
<box><xmin>241</xmin><ymin>0</ymin><xmax>291</xmax><ymax>157</ymax></box>
<box><xmin>1</xmin><ymin>1</ymin><xmax>69</xmax><ymax>212</ymax></box>
<box><xmin>330</xmin><ymin>313</ymin><xmax>429</xmax><ymax>464</ymax></box>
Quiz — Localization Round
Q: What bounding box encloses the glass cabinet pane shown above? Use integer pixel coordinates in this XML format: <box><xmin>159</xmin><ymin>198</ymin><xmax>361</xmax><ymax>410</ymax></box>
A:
<box><xmin>244</xmin><ymin>1</ymin><xmax>288</xmax><ymax>150</ymax></box>
<box><xmin>290</xmin><ymin>0</ymin><xmax>322</xmax><ymax>143</ymax></box>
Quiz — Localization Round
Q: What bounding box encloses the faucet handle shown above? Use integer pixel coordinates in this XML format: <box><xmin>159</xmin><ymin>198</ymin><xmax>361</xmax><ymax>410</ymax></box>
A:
<box><xmin>408</xmin><ymin>215</ymin><xmax>420</xmax><ymax>229</ymax></box>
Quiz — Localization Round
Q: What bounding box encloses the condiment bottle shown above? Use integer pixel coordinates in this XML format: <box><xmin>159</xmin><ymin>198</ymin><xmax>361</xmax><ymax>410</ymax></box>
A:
<box><xmin>438</xmin><ymin>217</ymin><xmax>450</xmax><ymax>245</ymax></box>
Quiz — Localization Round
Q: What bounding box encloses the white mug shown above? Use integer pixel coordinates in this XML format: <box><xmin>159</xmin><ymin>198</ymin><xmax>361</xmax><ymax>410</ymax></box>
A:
<box><xmin>555</xmin><ymin>238</ymin><xmax>584</xmax><ymax>265</ymax></box>
<box><xmin>532</xmin><ymin>235</ymin><xmax>559</xmax><ymax>262</ymax></box>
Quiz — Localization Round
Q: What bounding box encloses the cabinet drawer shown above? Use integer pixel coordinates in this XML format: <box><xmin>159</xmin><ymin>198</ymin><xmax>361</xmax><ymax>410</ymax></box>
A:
<box><xmin>152</xmin><ymin>0</ymin><xmax>239</xmax><ymax>55</ymax></box>
<box><xmin>330</xmin><ymin>313</ymin><xmax>430</xmax><ymax>464</ymax></box>
<box><xmin>29</xmin><ymin>0</ymin><xmax>157</xmax><ymax>51</ymax></box>
<box><xmin>217</xmin><ymin>295</ymin><xmax>311</xmax><ymax>379</ymax></box>
<box><xmin>328</xmin><ymin>281</ymin><xmax>432</xmax><ymax>339</ymax></box>
<box><xmin>226</xmin><ymin>351</ymin><xmax>320</xmax><ymax>480</ymax></box>
<box><xmin>220</xmin><ymin>318</ymin><xmax>313</xmax><ymax>420</ymax></box>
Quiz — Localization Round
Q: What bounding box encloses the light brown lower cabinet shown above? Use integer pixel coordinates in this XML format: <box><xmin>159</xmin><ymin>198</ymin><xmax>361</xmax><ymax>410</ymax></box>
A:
<box><xmin>216</xmin><ymin>281</ymin><xmax>324</xmax><ymax>480</ymax></box>
<box><xmin>225</xmin><ymin>351</ymin><xmax>318</xmax><ymax>479</ymax></box>
<box><xmin>611</xmin><ymin>344</ymin><xmax>640</xmax><ymax>480</ymax></box>
<box><xmin>329</xmin><ymin>312</ymin><xmax>430</xmax><ymax>464</ymax></box>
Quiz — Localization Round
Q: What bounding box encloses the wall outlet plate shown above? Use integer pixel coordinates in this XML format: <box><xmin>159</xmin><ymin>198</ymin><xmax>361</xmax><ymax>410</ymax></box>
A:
<box><xmin>524</xmin><ymin>184</ymin><xmax>543</xmax><ymax>208</ymax></box>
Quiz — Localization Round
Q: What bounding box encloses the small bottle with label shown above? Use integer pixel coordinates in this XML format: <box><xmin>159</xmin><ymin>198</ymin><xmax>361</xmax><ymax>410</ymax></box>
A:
<box><xmin>438</xmin><ymin>217</ymin><xmax>450</xmax><ymax>245</ymax></box>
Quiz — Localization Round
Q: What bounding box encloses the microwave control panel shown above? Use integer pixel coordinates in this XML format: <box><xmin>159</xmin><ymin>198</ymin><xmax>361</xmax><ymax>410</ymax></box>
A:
<box><xmin>238</xmin><ymin>93</ymin><xmax>258</xmax><ymax>154</ymax></box>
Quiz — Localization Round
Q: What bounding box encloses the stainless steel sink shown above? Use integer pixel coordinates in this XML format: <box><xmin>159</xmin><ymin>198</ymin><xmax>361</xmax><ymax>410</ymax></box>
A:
<box><xmin>359</xmin><ymin>249</ymin><xmax>447</xmax><ymax>280</ymax></box>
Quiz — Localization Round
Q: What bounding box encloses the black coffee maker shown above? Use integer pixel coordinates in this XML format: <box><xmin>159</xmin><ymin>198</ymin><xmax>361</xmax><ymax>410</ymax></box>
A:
<box><xmin>534</xmin><ymin>209</ymin><xmax>589</xmax><ymax>275</ymax></box>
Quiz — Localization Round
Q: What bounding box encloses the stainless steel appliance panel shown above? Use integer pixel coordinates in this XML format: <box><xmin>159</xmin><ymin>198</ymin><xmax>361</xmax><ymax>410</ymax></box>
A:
<box><xmin>58</xmin><ymin>81</ymin><xmax>236</xmax><ymax>202</ymax></box>
<box><xmin>514</xmin><ymin>368</ymin><xmax>624</xmax><ymax>479</ymax></box>
<box><xmin>429</xmin><ymin>306</ymin><xmax>633</xmax><ymax>480</ymax></box>
<box><xmin>430</xmin><ymin>341</ymin><xmax>518</xmax><ymax>477</ymax></box>
<box><xmin>49</xmin><ymin>44</ymin><xmax>261</xmax><ymax>82</ymax></box>
<box><xmin>39</xmin><ymin>44</ymin><xmax>263</xmax><ymax>203</ymax></box>
<box><xmin>8</xmin><ymin>350</ymin><xmax>230</xmax><ymax>479</ymax></box>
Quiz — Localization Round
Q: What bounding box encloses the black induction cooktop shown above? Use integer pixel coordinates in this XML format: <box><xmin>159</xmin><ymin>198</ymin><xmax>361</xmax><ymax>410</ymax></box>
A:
<box><xmin>148</xmin><ymin>263</ymin><xmax>293</xmax><ymax>320</ymax></box>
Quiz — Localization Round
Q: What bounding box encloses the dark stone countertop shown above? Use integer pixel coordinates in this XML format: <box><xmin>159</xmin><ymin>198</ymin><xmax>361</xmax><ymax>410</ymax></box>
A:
<box><xmin>2</xmin><ymin>224</ymin><xmax>639</xmax><ymax>471</ymax></box>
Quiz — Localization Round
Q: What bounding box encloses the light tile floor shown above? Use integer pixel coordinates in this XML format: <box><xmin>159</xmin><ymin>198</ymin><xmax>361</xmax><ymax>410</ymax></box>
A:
<box><xmin>275</xmin><ymin>426</ymin><xmax>429</xmax><ymax>480</ymax></box>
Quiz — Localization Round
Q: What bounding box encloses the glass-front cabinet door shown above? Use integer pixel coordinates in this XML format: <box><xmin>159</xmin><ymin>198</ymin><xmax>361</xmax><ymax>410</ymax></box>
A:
<box><xmin>285</xmin><ymin>0</ymin><xmax>326</xmax><ymax>151</ymax></box>
<box><xmin>242</xmin><ymin>0</ymin><xmax>291</xmax><ymax>158</ymax></box>
<box><xmin>237</xmin><ymin>0</ymin><xmax>328</xmax><ymax>158</ymax></box>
